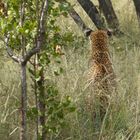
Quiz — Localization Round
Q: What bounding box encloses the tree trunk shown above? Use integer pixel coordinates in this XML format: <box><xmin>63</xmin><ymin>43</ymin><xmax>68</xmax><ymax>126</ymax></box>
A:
<box><xmin>38</xmin><ymin>71</ymin><xmax>46</xmax><ymax>140</ymax></box>
<box><xmin>37</xmin><ymin>55</ymin><xmax>46</xmax><ymax>140</ymax></box>
<box><xmin>77</xmin><ymin>0</ymin><xmax>105</xmax><ymax>29</ymax></box>
<box><xmin>133</xmin><ymin>0</ymin><xmax>140</xmax><ymax>27</ymax></box>
<box><xmin>98</xmin><ymin>0</ymin><xmax>119</xmax><ymax>32</ymax></box>
<box><xmin>68</xmin><ymin>7</ymin><xmax>89</xmax><ymax>33</ymax></box>
<box><xmin>20</xmin><ymin>63</ymin><xmax>27</xmax><ymax>140</ymax></box>
<box><xmin>34</xmin><ymin>55</ymin><xmax>39</xmax><ymax>140</ymax></box>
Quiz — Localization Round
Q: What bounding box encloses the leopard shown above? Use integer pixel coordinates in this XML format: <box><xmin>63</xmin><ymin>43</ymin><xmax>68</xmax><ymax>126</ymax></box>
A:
<box><xmin>85</xmin><ymin>29</ymin><xmax>116</xmax><ymax>121</ymax></box>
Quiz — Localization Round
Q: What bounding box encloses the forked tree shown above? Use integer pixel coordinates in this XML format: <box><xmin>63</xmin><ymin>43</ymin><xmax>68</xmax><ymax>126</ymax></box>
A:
<box><xmin>0</xmin><ymin>0</ymin><xmax>48</xmax><ymax>140</ymax></box>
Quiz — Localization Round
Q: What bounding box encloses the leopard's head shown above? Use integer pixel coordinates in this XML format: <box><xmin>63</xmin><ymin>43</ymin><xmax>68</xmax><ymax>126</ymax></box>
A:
<box><xmin>85</xmin><ymin>29</ymin><xmax>112</xmax><ymax>52</ymax></box>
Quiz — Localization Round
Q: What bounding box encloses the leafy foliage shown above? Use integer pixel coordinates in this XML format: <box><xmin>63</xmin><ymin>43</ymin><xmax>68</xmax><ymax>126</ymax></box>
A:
<box><xmin>26</xmin><ymin>0</ymin><xmax>76</xmax><ymax>138</ymax></box>
<box><xmin>0</xmin><ymin>0</ymin><xmax>76</xmax><ymax>139</ymax></box>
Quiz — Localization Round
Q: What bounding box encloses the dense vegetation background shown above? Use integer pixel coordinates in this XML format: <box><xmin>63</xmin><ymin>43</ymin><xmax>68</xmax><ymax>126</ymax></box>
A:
<box><xmin>0</xmin><ymin>0</ymin><xmax>140</xmax><ymax>140</ymax></box>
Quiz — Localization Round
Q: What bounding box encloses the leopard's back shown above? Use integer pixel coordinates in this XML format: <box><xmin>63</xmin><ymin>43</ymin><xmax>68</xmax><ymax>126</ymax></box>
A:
<box><xmin>88</xmin><ymin>30</ymin><xmax>116</xmax><ymax>91</ymax></box>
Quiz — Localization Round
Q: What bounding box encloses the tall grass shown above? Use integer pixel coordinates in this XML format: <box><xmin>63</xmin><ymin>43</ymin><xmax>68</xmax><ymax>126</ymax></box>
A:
<box><xmin>49</xmin><ymin>33</ymin><xmax>140</xmax><ymax>140</ymax></box>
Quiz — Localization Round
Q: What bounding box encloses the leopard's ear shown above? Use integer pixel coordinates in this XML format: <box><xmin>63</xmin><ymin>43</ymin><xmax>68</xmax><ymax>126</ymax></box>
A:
<box><xmin>84</xmin><ymin>28</ymin><xmax>93</xmax><ymax>37</ymax></box>
<box><xmin>106</xmin><ymin>29</ymin><xmax>113</xmax><ymax>37</ymax></box>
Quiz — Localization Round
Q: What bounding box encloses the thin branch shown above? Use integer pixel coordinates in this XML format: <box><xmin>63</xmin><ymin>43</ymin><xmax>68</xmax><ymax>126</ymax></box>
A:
<box><xmin>0</xmin><ymin>30</ymin><xmax>23</xmax><ymax>63</ymax></box>
<box><xmin>20</xmin><ymin>0</ymin><xmax>26</xmax><ymax>56</ymax></box>
<box><xmin>0</xmin><ymin>3</ymin><xmax>21</xmax><ymax>63</ymax></box>
<box><xmin>23</xmin><ymin>0</ymin><xmax>48</xmax><ymax>64</ymax></box>
<box><xmin>4</xmin><ymin>35</ymin><xmax>21</xmax><ymax>63</ymax></box>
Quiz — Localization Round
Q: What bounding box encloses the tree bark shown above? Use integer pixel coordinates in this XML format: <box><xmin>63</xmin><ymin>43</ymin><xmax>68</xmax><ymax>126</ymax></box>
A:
<box><xmin>37</xmin><ymin>65</ymin><xmax>46</xmax><ymax>140</ymax></box>
<box><xmin>98</xmin><ymin>0</ymin><xmax>119</xmax><ymax>32</ymax></box>
<box><xmin>77</xmin><ymin>0</ymin><xmax>105</xmax><ymax>29</ymax></box>
<box><xmin>133</xmin><ymin>0</ymin><xmax>140</xmax><ymax>27</ymax></box>
<box><xmin>68</xmin><ymin>7</ymin><xmax>89</xmax><ymax>33</ymax></box>
<box><xmin>34</xmin><ymin>55</ymin><xmax>39</xmax><ymax>140</ymax></box>
<box><xmin>20</xmin><ymin>64</ymin><xmax>27</xmax><ymax>140</ymax></box>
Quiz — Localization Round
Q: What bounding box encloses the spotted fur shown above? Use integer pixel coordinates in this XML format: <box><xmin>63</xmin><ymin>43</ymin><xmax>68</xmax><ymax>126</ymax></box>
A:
<box><xmin>87</xmin><ymin>30</ymin><xmax>116</xmax><ymax>120</ymax></box>
<box><xmin>88</xmin><ymin>30</ymin><xmax>116</xmax><ymax>91</ymax></box>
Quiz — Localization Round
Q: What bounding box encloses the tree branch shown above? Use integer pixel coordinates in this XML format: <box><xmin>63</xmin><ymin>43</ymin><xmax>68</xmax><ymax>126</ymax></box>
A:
<box><xmin>0</xmin><ymin>35</ymin><xmax>22</xmax><ymax>63</ymax></box>
<box><xmin>23</xmin><ymin>47</ymin><xmax>40</xmax><ymax>64</ymax></box>
<box><xmin>23</xmin><ymin>0</ymin><xmax>48</xmax><ymax>65</ymax></box>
